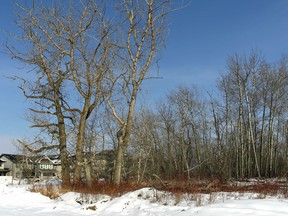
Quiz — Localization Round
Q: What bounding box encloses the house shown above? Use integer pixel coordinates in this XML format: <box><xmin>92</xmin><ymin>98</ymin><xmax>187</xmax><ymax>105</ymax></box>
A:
<box><xmin>90</xmin><ymin>150</ymin><xmax>114</xmax><ymax>179</ymax></box>
<box><xmin>0</xmin><ymin>154</ymin><xmax>28</xmax><ymax>178</ymax></box>
<box><xmin>0</xmin><ymin>150</ymin><xmax>116</xmax><ymax>181</ymax></box>
<box><xmin>34</xmin><ymin>155</ymin><xmax>62</xmax><ymax>179</ymax></box>
<box><xmin>0</xmin><ymin>159</ymin><xmax>9</xmax><ymax>176</ymax></box>
<box><xmin>0</xmin><ymin>154</ymin><xmax>61</xmax><ymax>180</ymax></box>
<box><xmin>68</xmin><ymin>150</ymin><xmax>115</xmax><ymax>180</ymax></box>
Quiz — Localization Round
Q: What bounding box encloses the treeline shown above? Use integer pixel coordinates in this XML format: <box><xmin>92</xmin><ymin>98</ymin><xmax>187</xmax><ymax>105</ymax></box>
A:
<box><xmin>8</xmin><ymin>0</ymin><xmax>288</xmax><ymax>185</ymax></box>
<box><xmin>117</xmin><ymin>52</ymin><xmax>288</xmax><ymax>181</ymax></box>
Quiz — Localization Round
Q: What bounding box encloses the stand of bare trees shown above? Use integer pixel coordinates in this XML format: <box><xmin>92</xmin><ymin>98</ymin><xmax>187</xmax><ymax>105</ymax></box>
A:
<box><xmin>216</xmin><ymin>52</ymin><xmax>288</xmax><ymax>179</ymax></box>
<box><xmin>6</xmin><ymin>0</ymin><xmax>171</xmax><ymax>185</ymax></box>
<box><xmin>6</xmin><ymin>1</ymin><xmax>288</xmax><ymax>185</ymax></box>
<box><xmin>127</xmin><ymin>52</ymin><xmax>288</xmax><ymax>181</ymax></box>
<box><xmin>7</xmin><ymin>0</ymin><xmax>116</xmax><ymax>185</ymax></box>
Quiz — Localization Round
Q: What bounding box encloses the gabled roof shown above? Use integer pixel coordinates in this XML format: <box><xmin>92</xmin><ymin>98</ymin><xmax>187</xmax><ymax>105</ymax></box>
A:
<box><xmin>0</xmin><ymin>154</ymin><xmax>24</xmax><ymax>163</ymax></box>
<box><xmin>0</xmin><ymin>154</ymin><xmax>56</xmax><ymax>164</ymax></box>
<box><xmin>36</xmin><ymin>155</ymin><xmax>53</xmax><ymax>164</ymax></box>
<box><xmin>35</xmin><ymin>155</ymin><xmax>61</xmax><ymax>164</ymax></box>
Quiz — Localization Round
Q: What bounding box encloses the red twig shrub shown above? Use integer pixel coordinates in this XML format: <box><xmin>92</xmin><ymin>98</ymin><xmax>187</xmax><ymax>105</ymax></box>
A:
<box><xmin>59</xmin><ymin>177</ymin><xmax>288</xmax><ymax>198</ymax></box>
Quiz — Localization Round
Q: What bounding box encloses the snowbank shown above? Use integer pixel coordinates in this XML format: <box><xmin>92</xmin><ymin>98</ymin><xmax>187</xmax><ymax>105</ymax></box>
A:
<box><xmin>0</xmin><ymin>183</ymin><xmax>288</xmax><ymax>215</ymax></box>
<box><xmin>0</xmin><ymin>176</ymin><xmax>12</xmax><ymax>185</ymax></box>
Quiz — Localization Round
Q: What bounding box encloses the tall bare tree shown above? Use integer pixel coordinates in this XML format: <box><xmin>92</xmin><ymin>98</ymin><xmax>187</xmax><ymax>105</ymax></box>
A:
<box><xmin>7</xmin><ymin>0</ymin><xmax>112</xmax><ymax>185</ymax></box>
<box><xmin>105</xmin><ymin>0</ymin><xmax>170</xmax><ymax>184</ymax></box>
<box><xmin>217</xmin><ymin>52</ymin><xmax>288</xmax><ymax>178</ymax></box>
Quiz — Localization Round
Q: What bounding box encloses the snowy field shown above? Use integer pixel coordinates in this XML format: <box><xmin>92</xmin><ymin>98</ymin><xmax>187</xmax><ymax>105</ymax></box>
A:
<box><xmin>1</xmin><ymin>178</ymin><xmax>288</xmax><ymax>215</ymax></box>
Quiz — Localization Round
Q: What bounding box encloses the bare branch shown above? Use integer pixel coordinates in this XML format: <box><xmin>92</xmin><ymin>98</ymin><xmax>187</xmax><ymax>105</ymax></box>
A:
<box><xmin>17</xmin><ymin>139</ymin><xmax>59</xmax><ymax>154</ymax></box>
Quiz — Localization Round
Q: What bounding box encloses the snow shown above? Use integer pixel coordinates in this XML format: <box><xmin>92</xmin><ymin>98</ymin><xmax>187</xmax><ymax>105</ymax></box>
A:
<box><xmin>0</xmin><ymin>180</ymin><xmax>288</xmax><ymax>215</ymax></box>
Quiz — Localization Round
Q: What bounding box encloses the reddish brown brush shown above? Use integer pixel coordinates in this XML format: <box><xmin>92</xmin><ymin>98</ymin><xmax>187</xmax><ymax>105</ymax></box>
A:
<box><xmin>48</xmin><ymin>177</ymin><xmax>288</xmax><ymax>198</ymax></box>
<box><xmin>147</xmin><ymin>177</ymin><xmax>288</xmax><ymax>196</ymax></box>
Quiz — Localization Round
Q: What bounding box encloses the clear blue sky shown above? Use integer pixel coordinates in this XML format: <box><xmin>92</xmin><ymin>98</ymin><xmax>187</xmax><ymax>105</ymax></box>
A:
<box><xmin>1</xmin><ymin>0</ymin><xmax>288</xmax><ymax>153</ymax></box>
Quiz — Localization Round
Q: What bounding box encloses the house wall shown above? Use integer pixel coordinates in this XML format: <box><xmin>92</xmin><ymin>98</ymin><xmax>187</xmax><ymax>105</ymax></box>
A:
<box><xmin>35</xmin><ymin>158</ymin><xmax>62</xmax><ymax>179</ymax></box>
<box><xmin>0</xmin><ymin>156</ymin><xmax>16</xmax><ymax>177</ymax></box>
<box><xmin>0</xmin><ymin>156</ymin><xmax>27</xmax><ymax>178</ymax></box>
<box><xmin>0</xmin><ymin>152</ymin><xmax>114</xmax><ymax>181</ymax></box>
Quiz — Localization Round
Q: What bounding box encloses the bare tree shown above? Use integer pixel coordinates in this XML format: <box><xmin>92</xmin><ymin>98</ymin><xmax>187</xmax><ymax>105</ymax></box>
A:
<box><xmin>6</xmin><ymin>0</ymin><xmax>112</xmax><ymax>185</ymax></box>
<box><xmin>217</xmin><ymin>52</ymin><xmax>288</xmax><ymax>178</ymax></box>
<box><xmin>105</xmin><ymin>0</ymin><xmax>170</xmax><ymax>184</ymax></box>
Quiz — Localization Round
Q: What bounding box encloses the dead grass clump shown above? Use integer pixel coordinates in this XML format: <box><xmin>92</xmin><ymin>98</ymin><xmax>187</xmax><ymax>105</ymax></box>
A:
<box><xmin>174</xmin><ymin>193</ymin><xmax>183</xmax><ymax>205</ymax></box>
<box><xmin>29</xmin><ymin>183</ymin><xmax>60</xmax><ymax>199</ymax></box>
<box><xmin>86</xmin><ymin>205</ymin><xmax>97</xmax><ymax>211</ymax></box>
<box><xmin>195</xmin><ymin>194</ymin><xmax>204</xmax><ymax>207</ymax></box>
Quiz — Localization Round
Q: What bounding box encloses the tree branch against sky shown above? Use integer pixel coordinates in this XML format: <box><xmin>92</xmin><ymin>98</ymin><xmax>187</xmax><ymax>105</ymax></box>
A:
<box><xmin>105</xmin><ymin>0</ymin><xmax>171</xmax><ymax>184</ymax></box>
<box><xmin>5</xmin><ymin>0</ymin><xmax>113</xmax><ymax>185</ymax></box>
<box><xmin>1</xmin><ymin>0</ymin><xmax>288</xmax><ymax>153</ymax></box>
<box><xmin>1</xmin><ymin>0</ymin><xmax>288</xmax><ymax>184</ymax></box>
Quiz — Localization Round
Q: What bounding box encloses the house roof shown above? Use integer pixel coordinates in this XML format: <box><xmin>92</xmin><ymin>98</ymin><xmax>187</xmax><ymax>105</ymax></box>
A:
<box><xmin>35</xmin><ymin>155</ymin><xmax>61</xmax><ymax>164</ymax></box>
<box><xmin>0</xmin><ymin>154</ymin><xmax>60</xmax><ymax>164</ymax></box>
<box><xmin>0</xmin><ymin>154</ymin><xmax>24</xmax><ymax>163</ymax></box>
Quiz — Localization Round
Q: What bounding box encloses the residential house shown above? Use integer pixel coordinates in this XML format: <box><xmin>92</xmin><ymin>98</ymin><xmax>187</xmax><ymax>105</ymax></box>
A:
<box><xmin>0</xmin><ymin>154</ymin><xmax>29</xmax><ymax>178</ymax></box>
<box><xmin>0</xmin><ymin>158</ymin><xmax>9</xmax><ymax>176</ymax></box>
<box><xmin>0</xmin><ymin>154</ymin><xmax>61</xmax><ymax>180</ymax></box>
<box><xmin>91</xmin><ymin>150</ymin><xmax>114</xmax><ymax>180</ymax></box>
<box><xmin>0</xmin><ymin>150</ymin><xmax>116</xmax><ymax>181</ymax></box>
<box><xmin>34</xmin><ymin>155</ymin><xmax>62</xmax><ymax>179</ymax></box>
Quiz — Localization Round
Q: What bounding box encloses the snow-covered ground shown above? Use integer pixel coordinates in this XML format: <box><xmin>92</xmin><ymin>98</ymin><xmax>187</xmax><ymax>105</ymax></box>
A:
<box><xmin>0</xmin><ymin>179</ymin><xmax>288</xmax><ymax>215</ymax></box>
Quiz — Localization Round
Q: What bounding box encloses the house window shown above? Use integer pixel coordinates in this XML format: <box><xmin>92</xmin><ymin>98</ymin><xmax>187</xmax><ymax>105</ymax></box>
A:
<box><xmin>39</xmin><ymin>164</ymin><xmax>53</xmax><ymax>170</ymax></box>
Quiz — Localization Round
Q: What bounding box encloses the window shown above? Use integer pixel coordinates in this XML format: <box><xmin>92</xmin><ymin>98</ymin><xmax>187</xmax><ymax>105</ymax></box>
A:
<box><xmin>39</xmin><ymin>164</ymin><xmax>53</xmax><ymax>170</ymax></box>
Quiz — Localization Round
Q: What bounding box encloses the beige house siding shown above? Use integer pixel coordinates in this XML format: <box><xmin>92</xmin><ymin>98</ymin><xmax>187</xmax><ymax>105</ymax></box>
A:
<box><xmin>0</xmin><ymin>151</ymin><xmax>114</xmax><ymax>181</ymax></box>
<box><xmin>0</xmin><ymin>155</ymin><xmax>19</xmax><ymax>178</ymax></box>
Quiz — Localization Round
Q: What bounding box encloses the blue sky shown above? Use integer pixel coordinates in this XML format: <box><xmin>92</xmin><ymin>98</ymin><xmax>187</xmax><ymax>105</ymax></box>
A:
<box><xmin>1</xmin><ymin>0</ymin><xmax>288</xmax><ymax>153</ymax></box>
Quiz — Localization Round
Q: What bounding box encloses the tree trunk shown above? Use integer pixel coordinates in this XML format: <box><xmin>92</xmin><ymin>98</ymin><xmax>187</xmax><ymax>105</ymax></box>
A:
<box><xmin>59</xmin><ymin>130</ymin><xmax>70</xmax><ymax>185</ymax></box>
<box><xmin>84</xmin><ymin>158</ymin><xmax>92</xmax><ymax>187</ymax></box>
<box><xmin>74</xmin><ymin>96</ymin><xmax>92</xmax><ymax>183</ymax></box>
<box><xmin>259</xmin><ymin>101</ymin><xmax>266</xmax><ymax>176</ymax></box>
<box><xmin>55</xmin><ymin>89</ymin><xmax>70</xmax><ymax>185</ymax></box>
<box><xmin>74</xmin><ymin>118</ymin><xmax>86</xmax><ymax>184</ymax></box>
<box><xmin>245</xmin><ymin>93</ymin><xmax>261</xmax><ymax>178</ymax></box>
<box><xmin>113</xmin><ymin>140</ymin><xmax>125</xmax><ymax>185</ymax></box>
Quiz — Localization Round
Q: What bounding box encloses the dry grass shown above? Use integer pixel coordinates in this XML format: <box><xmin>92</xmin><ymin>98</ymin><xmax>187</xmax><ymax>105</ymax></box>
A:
<box><xmin>29</xmin><ymin>183</ymin><xmax>61</xmax><ymax>199</ymax></box>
